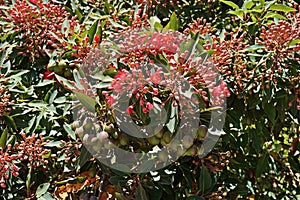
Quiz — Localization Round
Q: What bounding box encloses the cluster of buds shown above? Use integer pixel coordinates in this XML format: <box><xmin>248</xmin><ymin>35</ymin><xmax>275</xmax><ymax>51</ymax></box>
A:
<box><xmin>0</xmin><ymin>150</ymin><xmax>20</xmax><ymax>188</ymax></box>
<box><xmin>183</xmin><ymin>18</ymin><xmax>217</xmax><ymax>36</ymax></box>
<box><xmin>1</xmin><ymin>0</ymin><xmax>82</xmax><ymax>61</ymax></box>
<box><xmin>203</xmin><ymin>29</ymin><xmax>250</xmax><ymax>94</ymax></box>
<box><xmin>0</xmin><ymin>70</ymin><xmax>13</xmax><ymax>117</ymax></box>
<box><xmin>53</xmin><ymin>140</ymin><xmax>81</xmax><ymax>163</ymax></box>
<box><xmin>14</xmin><ymin>133</ymin><xmax>50</xmax><ymax>168</ymax></box>
<box><xmin>256</xmin><ymin>20</ymin><xmax>300</xmax><ymax>64</ymax></box>
<box><xmin>101</xmin><ymin>30</ymin><xmax>230</xmax><ymax>112</ymax></box>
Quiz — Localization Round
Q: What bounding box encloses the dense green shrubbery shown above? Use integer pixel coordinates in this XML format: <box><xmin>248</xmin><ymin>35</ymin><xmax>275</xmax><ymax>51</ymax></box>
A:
<box><xmin>0</xmin><ymin>0</ymin><xmax>299</xmax><ymax>199</ymax></box>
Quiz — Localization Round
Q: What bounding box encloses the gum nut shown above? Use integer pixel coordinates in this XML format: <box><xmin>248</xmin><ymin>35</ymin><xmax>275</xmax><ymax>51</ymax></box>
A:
<box><xmin>182</xmin><ymin>135</ymin><xmax>194</xmax><ymax>149</ymax></box>
<box><xmin>84</xmin><ymin>119</ymin><xmax>93</xmax><ymax>131</ymax></box>
<box><xmin>170</xmin><ymin>140</ymin><xmax>180</xmax><ymax>152</ymax></box>
<box><xmin>160</xmin><ymin>138</ymin><xmax>167</xmax><ymax>146</ymax></box>
<box><xmin>184</xmin><ymin>145</ymin><xmax>197</xmax><ymax>156</ymax></box>
<box><xmin>197</xmin><ymin>125</ymin><xmax>208</xmax><ymax>140</ymax></box>
<box><xmin>71</xmin><ymin>121</ymin><xmax>80</xmax><ymax>130</ymax></box>
<box><xmin>97</xmin><ymin>131</ymin><xmax>108</xmax><ymax>142</ymax></box>
<box><xmin>119</xmin><ymin>134</ymin><xmax>129</xmax><ymax>146</ymax></box>
<box><xmin>112</xmin><ymin>131</ymin><xmax>119</xmax><ymax>139</ymax></box>
<box><xmin>158</xmin><ymin>150</ymin><xmax>168</xmax><ymax>162</ymax></box>
<box><xmin>54</xmin><ymin>66</ymin><xmax>63</xmax><ymax>74</ymax></box>
<box><xmin>64</xmin><ymin>70</ymin><xmax>72</xmax><ymax>78</ymax></box>
<box><xmin>163</xmin><ymin>132</ymin><xmax>172</xmax><ymax>143</ymax></box>
<box><xmin>58</xmin><ymin>60</ymin><xmax>67</xmax><ymax>68</ymax></box>
<box><xmin>82</xmin><ymin>134</ymin><xmax>89</xmax><ymax>143</ymax></box>
<box><xmin>155</xmin><ymin>129</ymin><xmax>164</xmax><ymax>138</ymax></box>
<box><xmin>177</xmin><ymin>145</ymin><xmax>185</xmax><ymax>156</ymax></box>
<box><xmin>75</xmin><ymin>127</ymin><xmax>84</xmax><ymax>137</ymax></box>
<box><xmin>148</xmin><ymin>136</ymin><xmax>160</xmax><ymax>145</ymax></box>
<box><xmin>104</xmin><ymin>124</ymin><xmax>115</xmax><ymax>133</ymax></box>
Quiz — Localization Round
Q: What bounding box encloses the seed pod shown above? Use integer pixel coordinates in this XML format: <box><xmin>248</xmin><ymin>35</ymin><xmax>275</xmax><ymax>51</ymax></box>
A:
<box><xmin>75</xmin><ymin>127</ymin><xmax>84</xmax><ymax>137</ymax></box>
<box><xmin>158</xmin><ymin>150</ymin><xmax>168</xmax><ymax>162</ymax></box>
<box><xmin>119</xmin><ymin>134</ymin><xmax>129</xmax><ymax>146</ymax></box>
<box><xmin>197</xmin><ymin>125</ymin><xmax>208</xmax><ymax>141</ymax></box>
<box><xmin>148</xmin><ymin>136</ymin><xmax>160</xmax><ymax>145</ymax></box>
<box><xmin>182</xmin><ymin>135</ymin><xmax>194</xmax><ymax>149</ymax></box>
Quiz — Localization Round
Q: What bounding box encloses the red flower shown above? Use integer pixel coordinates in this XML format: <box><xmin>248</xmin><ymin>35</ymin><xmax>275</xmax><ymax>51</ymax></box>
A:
<box><xmin>29</xmin><ymin>0</ymin><xmax>38</xmax><ymax>4</ymax></box>
<box><xmin>146</xmin><ymin>102</ymin><xmax>153</xmax><ymax>110</ymax></box>
<box><xmin>43</xmin><ymin>71</ymin><xmax>54</xmax><ymax>80</ymax></box>
<box><xmin>126</xmin><ymin>105</ymin><xmax>134</xmax><ymax>115</ymax></box>
<box><xmin>106</xmin><ymin>96</ymin><xmax>115</xmax><ymax>106</ymax></box>
<box><xmin>94</xmin><ymin>35</ymin><xmax>101</xmax><ymax>43</ymax></box>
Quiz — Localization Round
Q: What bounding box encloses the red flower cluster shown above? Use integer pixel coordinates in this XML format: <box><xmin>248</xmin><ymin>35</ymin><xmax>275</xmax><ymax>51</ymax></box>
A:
<box><xmin>0</xmin><ymin>151</ymin><xmax>19</xmax><ymax>188</ymax></box>
<box><xmin>0</xmin><ymin>70</ymin><xmax>13</xmax><ymax>117</ymax></box>
<box><xmin>203</xmin><ymin>30</ymin><xmax>249</xmax><ymax>94</ymax></box>
<box><xmin>14</xmin><ymin>133</ymin><xmax>50</xmax><ymax>168</ymax></box>
<box><xmin>2</xmin><ymin>0</ymin><xmax>81</xmax><ymax>60</ymax></box>
<box><xmin>0</xmin><ymin>132</ymin><xmax>50</xmax><ymax>188</ymax></box>
<box><xmin>96</xmin><ymin>29</ymin><xmax>230</xmax><ymax>113</ymax></box>
<box><xmin>256</xmin><ymin>20</ymin><xmax>300</xmax><ymax>64</ymax></box>
<box><xmin>183</xmin><ymin>18</ymin><xmax>217</xmax><ymax>36</ymax></box>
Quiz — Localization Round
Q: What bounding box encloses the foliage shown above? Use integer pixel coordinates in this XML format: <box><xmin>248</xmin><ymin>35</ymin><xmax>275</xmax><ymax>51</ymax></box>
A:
<box><xmin>0</xmin><ymin>0</ymin><xmax>299</xmax><ymax>199</ymax></box>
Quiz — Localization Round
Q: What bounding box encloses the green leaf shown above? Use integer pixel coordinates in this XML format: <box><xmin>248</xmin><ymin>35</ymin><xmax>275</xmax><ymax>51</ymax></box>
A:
<box><xmin>256</xmin><ymin>154</ymin><xmax>269</xmax><ymax>177</ymax></box>
<box><xmin>220</xmin><ymin>0</ymin><xmax>239</xmax><ymax>9</ymax></box>
<box><xmin>135</xmin><ymin>184</ymin><xmax>148</xmax><ymax>200</ymax></box>
<box><xmin>34</xmin><ymin>80</ymin><xmax>55</xmax><ymax>87</ymax></box>
<box><xmin>288</xmin><ymin>39</ymin><xmax>300</xmax><ymax>46</ymax></box>
<box><xmin>74</xmin><ymin>91</ymin><xmax>97</xmax><ymax>112</ymax></box>
<box><xmin>63</xmin><ymin>123</ymin><xmax>76</xmax><ymax>140</ymax></box>
<box><xmin>38</xmin><ymin>192</ymin><xmax>55</xmax><ymax>200</ymax></box>
<box><xmin>263</xmin><ymin>102</ymin><xmax>276</xmax><ymax>123</ymax></box>
<box><xmin>55</xmin><ymin>74</ymin><xmax>76</xmax><ymax>90</ymax></box>
<box><xmin>0</xmin><ymin>127</ymin><xmax>8</xmax><ymax>150</ymax></box>
<box><xmin>88</xmin><ymin>20</ymin><xmax>99</xmax><ymax>43</ymax></box>
<box><xmin>4</xmin><ymin>114</ymin><xmax>17</xmax><ymax>131</ymax></box>
<box><xmin>241</xmin><ymin>44</ymin><xmax>264</xmax><ymax>52</ymax></box>
<box><xmin>36</xmin><ymin>183</ymin><xmax>50</xmax><ymax>198</ymax></box>
<box><xmin>163</xmin><ymin>12</ymin><xmax>179</xmax><ymax>31</ymax></box>
<box><xmin>78</xmin><ymin>146</ymin><xmax>92</xmax><ymax>170</ymax></box>
<box><xmin>269</xmin><ymin>4</ymin><xmax>296</xmax><ymax>12</ymax></box>
<box><xmin>263</xmin><ymin>12</ymin><xmax>286</xmax><ymax>19</ymax></box>
<box><xmin>227</xmin><ymin>10</ymin><xmax>244</xmax><ymax>20</ymax></box>
<box><xmin>75</xmin><ymin>8</ymin><xmax>83</xmax><ymax>21</ymax></box>
<box><xmin>199</xmin><ymin>165</ymin><xmax>212</xmax><ymax>194</ymax></box>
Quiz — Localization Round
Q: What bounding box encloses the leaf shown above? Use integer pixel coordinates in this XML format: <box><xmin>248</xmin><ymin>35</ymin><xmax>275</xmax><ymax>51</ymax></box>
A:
<box><xmin>241</xmin><ymin>44</ymin><xmax>264</xmax><ymax>52</ymax></box>
<box><xmin>55</xmin><ymin>74</ymin><xmax>76</xmax><ymax>90</ymax></box>
<box><xmin>0</xmin><ymin>127</ymin><xmax>8</xmax><ymax>150</ymax></box>
<box><xmin>163</xmin><ymin>12</ymin><xmax>179</xmax><ymax>31</ymax></box>
<box><xmin>288</xmin><ymin>39</ymin><xmax>300</xmax><ymax>46</ymax></box>
<box><xmin>220</xmin><ymin>0</ymin><xmax>239</xmax><ymax>9</ymax></box>
<box><xmin>78</xmin><ymin>146</ymin><xmax>92</xmax><ymax>170</ymax></box>
<box><xmin>199</xmin><ymin>165</ymin><xmax>212</xmax><ymax>194</ymax></box>
<box><xmin>74</xmin><ymin>91</ymin><xmax>97</xmax><ymax>112</ymax></box>
<box><xmin>256</xmin><ymin>154</ymin><xmax>269</xmax><ymax>177</ymax></box>
<box><xmin>263</xmin><ymin>12</ymin><xmax>286</xmax><ymax>19</ymax></box>
<box><xmin>36</xmin><ymin>183</ymin><xmax>50</xmax><ymax>198</ymax></box>
<box><xmin>63</xmin><ymin>123</ymin><xmax>76</xmax><ymax>140</ymax></box>
<box><xmin>269</xmin><ymin>4</ymin><xmax>296</xmax><ymax>12</ymax></box>
<box><xmin>135</xmin><ymin>184</ymin><xmax>148</xmax><ymax>200</ymax></box>
<box><xmin>227</xmin><ymin>10</ymin><xmax>244</xmax><ymax>20</ymax></box>
<box><xmin>34</xmin><ymin>80</ymin><xmax>55</xmax><ymax>87</ymax></box>
<box><xmin>38</xmin><ymin>192</ymin><xmax>56</xmax><ymax>200</ymax></box>
<box><xmin>88</xmin><ymin>20</ymin><xmax>99</xmax><ymax>43</ymax></box>
<box><xmin>263</xmin><ymin>102</ymin><xmax>276</xmax><ymax>123</ymax></box>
